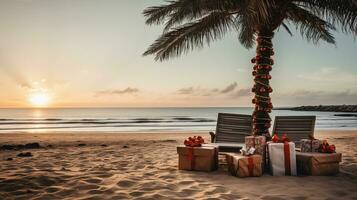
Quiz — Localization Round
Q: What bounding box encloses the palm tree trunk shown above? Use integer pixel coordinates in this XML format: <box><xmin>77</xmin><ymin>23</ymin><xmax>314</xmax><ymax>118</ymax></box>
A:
<box><xmin>251</xmin><ymin>31</ymin><xmax>274</xmax><ymax>138</ymax></box>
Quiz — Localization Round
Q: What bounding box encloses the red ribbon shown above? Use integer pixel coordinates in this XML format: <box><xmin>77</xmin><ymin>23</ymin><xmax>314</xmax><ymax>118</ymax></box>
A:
<box><xmin>247</xmin><ymin>157</ymin><xmax>254</xmax><ymax>176</ymax></box>
<box><xmin>187</xmin><ymin>147</ymin><xmax>195</xmax><ymax>170</ymax></box>
<box><xmin>283</xmin><ymin>142</ymin><xmax>291</xmax><ymax>175</ymax></box>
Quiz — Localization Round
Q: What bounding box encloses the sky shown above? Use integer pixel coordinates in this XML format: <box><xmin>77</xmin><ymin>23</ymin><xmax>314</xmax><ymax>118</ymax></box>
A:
<box><xmin>0</xmin><ymin>0</ymin><xmax>356</xmax><ymax>108</ymax></box>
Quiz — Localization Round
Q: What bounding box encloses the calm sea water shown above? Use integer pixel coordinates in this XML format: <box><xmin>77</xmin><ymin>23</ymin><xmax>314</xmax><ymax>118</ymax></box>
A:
<box><xmin>0</xmin><ymin>107</ymin><xmax>356</xmax><ymax>133</ymax></box>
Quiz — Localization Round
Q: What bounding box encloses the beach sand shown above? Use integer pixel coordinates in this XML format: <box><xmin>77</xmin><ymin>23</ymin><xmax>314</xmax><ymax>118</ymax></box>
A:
<box><xmin>0</xmin><ymin>130</ymin><xmax>356</xmax><ymax>200</ymax></box>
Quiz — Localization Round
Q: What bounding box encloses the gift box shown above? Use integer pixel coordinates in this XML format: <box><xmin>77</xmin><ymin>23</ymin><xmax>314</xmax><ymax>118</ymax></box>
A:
<box><xmin>245</xmin><ymin>136</ymin><xmax>266</xmax><ymax>168</ymax></box>
<box><xmin>296</xmin><ymin>152</ymin><xmax>342</xmax><ymax>176</ymax></box>
<box><xmin>177</xmin><ymin>145</ymin><xmax>218</xmax><ymax>171</ymax></box>
<box><xmin>245</xmin><ymin>136</ymin><xmax>266</xmax><ymax>155</ymax></box>
<box><xmin>267</xmin><ymin>142</ymin><xmax>297</xmax><ymax>176</ymax></box>
<box><xmin>226</xmin><ymin>153</ymin><xmax>262</xmax><ymax>178</ymax></box>
<box><xmin>300</xmin><ymin>139</ymin><xmax>321</xmax><ymax>152</ymax></box>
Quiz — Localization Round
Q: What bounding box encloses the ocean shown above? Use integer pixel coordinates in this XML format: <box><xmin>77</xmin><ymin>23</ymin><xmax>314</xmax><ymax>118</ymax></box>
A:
<box><xmin>0</xmin><ymin>107</ymin><xmax>356</xmax><ymax>133</ymax></box>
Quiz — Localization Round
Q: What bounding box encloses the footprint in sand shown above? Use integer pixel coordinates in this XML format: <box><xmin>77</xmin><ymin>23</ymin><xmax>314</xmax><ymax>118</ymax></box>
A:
<box><xmin>117</xmin><ymin>180</ymin><xmax>136</xmax><ymax>188</ymax></box>
<box><xmin>129</xmin><ymin>191</ymin><xmax>145</xmax><ymax>197</ymax></box>
<box><xmin>177</xmin><ymin>180</ymin><xmax>195</xmax><ymax>186</ymax></box>
<box><xmin>45</xmin><ymin>186</ymin><xmax>61</xmax><ymax>193</ymax></box>
<box><xmin>74</xmin><ymin>183</ymin><xmax>100</xmax><ymax>190</ymax></box>
<box><xmin>84</xmin><ymin>178</ymin><xmax>103</xmax><ymax>184</ymax></box>
<box><xmin>87</xmin><ymin>189</ymin><xmax>105</xmax><ymax>195</ymax></box>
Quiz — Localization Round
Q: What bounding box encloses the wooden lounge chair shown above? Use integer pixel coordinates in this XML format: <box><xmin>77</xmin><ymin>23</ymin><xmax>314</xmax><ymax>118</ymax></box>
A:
<box><xmin>272</xmin><ymin>116</ymin><xmax>316</xmax><ymax>147</ymax></box>
<box><xmin>208</xmin><ymin>113</ymin><xmax>253</xmax><ymax>152</ymax></box>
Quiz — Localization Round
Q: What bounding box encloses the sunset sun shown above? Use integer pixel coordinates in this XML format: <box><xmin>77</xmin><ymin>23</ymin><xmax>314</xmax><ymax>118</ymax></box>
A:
<box><xmin>29</xmin><ymin>92</ymin><xmax>51</xmax><ymax>107</ymax></box>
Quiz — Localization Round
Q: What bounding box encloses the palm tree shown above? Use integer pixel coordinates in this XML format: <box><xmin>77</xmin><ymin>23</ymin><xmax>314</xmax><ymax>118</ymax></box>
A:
<box><xmin>142</xmin><ymin>0</ymin><xmax>357</xmax><ymax>137</ymax></box>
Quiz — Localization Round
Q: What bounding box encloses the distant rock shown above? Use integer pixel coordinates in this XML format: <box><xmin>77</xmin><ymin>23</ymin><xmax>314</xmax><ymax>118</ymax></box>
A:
<box><xmin>1</xmin><ymin>142</ymin><xmax>41</xmax><ymax>151</ymax></box>
<box><xmin>1</xmin><ymin>145</ymin><xmax>15</xmax><ymax>150</ymax></box>
<box><xmin>101</xmin><ymin>144</ymin><xmax>108</xmax><ymax>147</ymax></box>
<box><xmin>6</xmin><ymin>158</ymin><xmax>13</xmax><ymax>161</ymax></box>
<box><xmin>77</xmin><ymin>143</ymin><xmax>86</xmax><ymax>147</ymax></box>
<box><xmin>275</xmin><ymin>105</ymin><xmax>357</xmax><ymax>113</ymax></box>
<box><xmin>17</xmin><ymin>152</ymin><xmax>33</xmax><ymax>157</ymax></box>
<box><xmin>24</xmin><ymin>143</ymin><xmax>41</xmax><ymax>149</ymax></box>
<box><xmin>122</xmin><ymin>145</ymin><xmax>129</xmax><ymax>148</ymax></box>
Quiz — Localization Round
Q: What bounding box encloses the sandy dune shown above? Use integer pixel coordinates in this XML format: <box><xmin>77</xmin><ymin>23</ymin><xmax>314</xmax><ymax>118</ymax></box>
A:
<box><xmin>0</xmin><ymin>131</ymin><xmax>356</xmax><ymax>200</ymax></box>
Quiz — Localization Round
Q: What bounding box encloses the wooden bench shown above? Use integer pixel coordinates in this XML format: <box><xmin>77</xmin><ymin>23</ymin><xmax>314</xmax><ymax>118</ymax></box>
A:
<box><xmin>208</xmin><ymin>113</ymin><xmax>252</xmax><ymax>152</ymax></box>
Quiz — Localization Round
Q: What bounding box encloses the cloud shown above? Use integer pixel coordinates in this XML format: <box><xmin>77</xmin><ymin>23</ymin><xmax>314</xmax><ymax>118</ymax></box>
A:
<box><xmin>95</xmin><ymin>87</ymin><xmax>140</xmax><ymax>96</ymax></box>
<box><xmin>234</xmin><ymin>88</ymin><xmax>251</xmax><ymax>97</ymax></box>
<box><xmin>220</xmin><ymin>82</ymin><xmax>238</xmax><ymax>93</ymax></box>
<box><xmin>175</xmin><ymin>82</ymin><xmax>247</xmax><ymax>97</ymax></box>
<box><xmin>177</xmin><ymin>87</ymin><xmax>194</xmax><ymax>95</ymax></box>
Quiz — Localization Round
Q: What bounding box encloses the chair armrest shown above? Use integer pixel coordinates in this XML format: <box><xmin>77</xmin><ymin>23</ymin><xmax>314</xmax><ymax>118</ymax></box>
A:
<box><xmin>209</xmin><ymin>131</ymin><xmax>215</xmax><ymax>143</ymax></box>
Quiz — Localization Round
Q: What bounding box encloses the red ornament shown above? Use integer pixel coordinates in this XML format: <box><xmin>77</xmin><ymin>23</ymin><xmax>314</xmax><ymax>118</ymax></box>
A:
<box><xmin>251</xmin><ymin>58</ymin><xmax>256</xmax><ymax>63</ymax></box>
<box><xmin>259</xmin><ymin>88</ymin><xmax>266</xmax><ymax>93</ymax></box>
<box><xmin>252</xmin><ymin>71</ymin><xmax>257</xmax><ymax>76</ymax></box>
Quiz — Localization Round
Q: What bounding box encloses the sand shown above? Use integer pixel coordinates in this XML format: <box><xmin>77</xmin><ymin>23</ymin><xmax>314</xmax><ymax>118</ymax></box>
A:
<box><xmin>0</xmin><ymin>130</ymin><xmax>356</xmax><ymax>200</ymax></box>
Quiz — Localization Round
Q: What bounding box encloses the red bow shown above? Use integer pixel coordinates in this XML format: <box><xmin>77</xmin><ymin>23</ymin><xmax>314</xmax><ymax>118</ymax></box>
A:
<box><xmin>318</xmin><ymin>140</ymin><xmax>336</xmax><ymax>153</ymax></box>
<box><xmin>184</xmin><ymin>136</ymin><xmax>204</xmax><ymax>147</ymax></box>
<box><xmin>271</xmin><ymin>133</ymin><xmax>290</xmax><ymax>143</ymax></box>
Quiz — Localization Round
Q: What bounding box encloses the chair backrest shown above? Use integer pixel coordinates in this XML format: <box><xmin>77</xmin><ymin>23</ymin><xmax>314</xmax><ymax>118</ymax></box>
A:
<box><xmin>272</xmin><ymin>116</ymin><xmax>316</xmax><ymax>145</ymax></box>
<box><xmin>214</xmin><ymin>113</ymin><xmax>253</xmax><ymax>143</ymax></box>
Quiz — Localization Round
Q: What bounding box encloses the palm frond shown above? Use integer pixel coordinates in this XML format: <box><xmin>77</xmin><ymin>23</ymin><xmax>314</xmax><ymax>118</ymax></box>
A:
<box><xmin>293</xmin><ymin>0</ymin><xmax>357</xmax><ymax>35</ymax></box>
<box><xmin>286</xmin><ymin>4</ymin><xmax>336</xmax><ymax>44</ymax></box>
<box><xmin>281</xmin><ymin>22</ymin><xmax>293</xmax><ymax>36</ymax></box>
<box><xmin>251</xmin><ymin>0</ymin><xmax>278</xmax><ymax>26</ymax></box>
<box><xmin>143</xmin><ymin>1</ymin><xmax>179</xmax><ymax>25</ymax></box>
<box><xmin>234</xmin><ymin>3</ymin><xmax>257</xmax><ymax>48</ymax></box>
<box><xmin>143</xmin><ymin>11</ymin><xmax>234</xmax><ymax>61</ymax></box>
<box><xmin>163</xmin><ymin>0</ymin><xmax>242</xmax><ymax>32</ymax></box>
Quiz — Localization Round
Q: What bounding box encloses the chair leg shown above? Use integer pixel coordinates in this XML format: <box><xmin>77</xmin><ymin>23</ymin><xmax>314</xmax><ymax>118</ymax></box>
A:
<box><xmin>209</xmin><ymin>132</ymin><xmax>215</xmax><ymax>143</ymax></box>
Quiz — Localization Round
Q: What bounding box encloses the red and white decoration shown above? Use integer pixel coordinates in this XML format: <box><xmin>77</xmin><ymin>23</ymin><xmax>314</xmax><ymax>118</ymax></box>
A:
<box><xmin>268</xmin><ymin>141</ymin><xmax>297</xmax><ymax>176</ymax></box>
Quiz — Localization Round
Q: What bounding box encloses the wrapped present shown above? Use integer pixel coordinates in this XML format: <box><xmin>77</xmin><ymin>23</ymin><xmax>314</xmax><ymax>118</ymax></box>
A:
<box><xmin>301</xmin><ymin>139</ymin><xmax>321</xmax><ymax>152</ymax></box>
<box><xmin>245</xmin><ymin>136</ymin><xmax>266</xmax><ymax>169</ymax></box>
<box><xmin>177</xmin><ymin>145</ymin><xmax>218</xmax><ymax>171</ymax></box>
<box><xmin>268</xmin><ymin>141</ymin><xmax>297</xmax><ymax>176</ymax></box>
<box><xmin>296</xmin><ymin>152</ymin><xmax>341</xmax><ymax>175</ymax></box>
<box><xmin>245</xmin><ymin>136</ymin><xmax>266</xmax><ymax>155</ymax></box>
<box><xmin>226</xmin><ymin>153</ymin><xmax>262</xmax><ymax>178</ymax></box>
